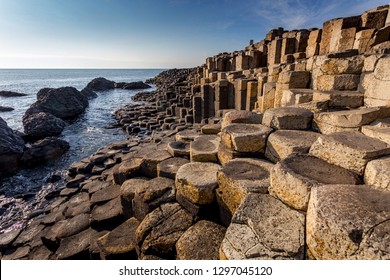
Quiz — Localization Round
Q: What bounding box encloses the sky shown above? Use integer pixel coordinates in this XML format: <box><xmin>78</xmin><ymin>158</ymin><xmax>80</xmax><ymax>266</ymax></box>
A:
<box><xmin>0</xmin><ymin>0</ymin><xmax>388</xmax><ymax>68</ymax></box>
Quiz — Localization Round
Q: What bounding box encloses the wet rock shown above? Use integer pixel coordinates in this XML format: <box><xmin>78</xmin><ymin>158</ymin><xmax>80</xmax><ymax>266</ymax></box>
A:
<box><xmin>157</xmin><ymin>157</ymin><xmax>190</xmax><ymax>180</ymax></box>
<box><xmin>217</xmin><ymin>158</ymin><xmax>274</xmax><ymax>216</ymax></box>
<box><xmin>307</xmin><ymin>185</ymin><xmax>390</xmax><ymax>259</ymax></box>
<box><xmin>80</xmin><ymin>87</ymin><xmax>98</xmax><ymax>99</ymax></box>
<box><xmin>97</xmin><ymin>217</ymin><xmax>140</xmax><ymax>259</ymax></box>
<box><xmin>176</xmin><ymin>162</ymin><xmax>221</xmax><ymax>205</ymax></box>
<box><xmin>136</xmin><ymin>203</ymin><xmax>194</xmax><ymax>258</ymax></box>
<box><xmin>220</xmin><ymin>193</ymin><xmax>305</xmax><ymax>260</ymax></box>
<box><xmin>265</xmin><ymin>130</ymin><xmax>320</xmax><ymax>162</ymax></box>
<box><xmin>269</xmin><ymin>154</ymin><xmax>360</xmax><ymax>211</ymax></box>
<box><xmin>262</xmin><ymin>107</ymin><xmax>313</xmax><ymax>130</ymax></box>
<box><xmin>86</xmin><ymin>77</ymin><xmax>115</xmax><ymax>91</ymax></box>
<box><xmin>176</xmin><ymin>220</ymin><xmax>226</xmax><ymax>260</ymax></box>
<box><xmin>0</xmin><ymin>106</ymin><xmax>14</xmax><ymax>112</ymax></box>
<box><xmin>20</xmin><ymin>137</ymin><xmax>70</xmax><ymax>168</ymax></box>
<box><xmin>0</xmin><ymin>117</ymin><xmax>25</xmax><ymax>177</ymax></box>
<box><xmin>310</xmin><ymin>131</ymin><xmax>390</xmax><ymax>175</ymax></box>
<box><xmin>116</xmin><ymin>81</ymin><xmax>152</xmax><ymax>90</ymax></box>
<box><xmin>0</xmin><ymin>90</ymin><xmax>28</xmax><ymax>97</ymax></box>
<box><xmin>23</xmin><ymin>112</ymin><xmax>66</xmax><ymax>140</ymax></box>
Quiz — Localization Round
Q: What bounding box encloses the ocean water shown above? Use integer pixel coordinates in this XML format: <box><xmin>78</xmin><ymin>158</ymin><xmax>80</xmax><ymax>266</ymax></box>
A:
<box><xmin>0</xmin><ymin>69</ymin><xmax>163</xmax><ymax>230</ymax></box>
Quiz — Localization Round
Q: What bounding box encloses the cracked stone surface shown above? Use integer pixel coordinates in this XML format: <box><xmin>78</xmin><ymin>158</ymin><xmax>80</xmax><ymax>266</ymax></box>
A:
<box><xmin>220</xmin><ymin>193</ymin><xmax>305</xmax><ymax>260</ymax></box>
<box><xmin>307</xmin><ymin>184</ymin><xmax>390</xmax><ymax>259</ymax></box>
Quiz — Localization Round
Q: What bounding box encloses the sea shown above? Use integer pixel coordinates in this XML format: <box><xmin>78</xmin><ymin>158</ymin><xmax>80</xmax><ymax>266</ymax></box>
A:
<box><xmin>0</xmin><ymin>69</ymin><xmax>163</xmax><ymax>231</ymax></box>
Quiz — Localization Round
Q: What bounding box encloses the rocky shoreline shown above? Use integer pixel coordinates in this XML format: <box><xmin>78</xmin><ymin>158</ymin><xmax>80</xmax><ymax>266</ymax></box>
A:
<box><xmin>1</xmin><ymin>5</ymin><xmax>390</xmax><ymax>260</ymax></box>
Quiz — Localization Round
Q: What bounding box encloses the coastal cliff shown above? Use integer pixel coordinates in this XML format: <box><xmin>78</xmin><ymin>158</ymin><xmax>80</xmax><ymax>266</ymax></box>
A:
<box><xmin>1</xmin><ymin>5</ymin><xmax>390</xmax><ymax>260</ymax></box>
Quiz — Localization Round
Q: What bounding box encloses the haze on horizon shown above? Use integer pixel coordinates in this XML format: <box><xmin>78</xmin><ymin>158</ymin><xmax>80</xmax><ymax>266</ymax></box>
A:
<box><xmin>0</xmin><ymin>0</ymin><xmax>388</xmax><ymax>69</ymax></box>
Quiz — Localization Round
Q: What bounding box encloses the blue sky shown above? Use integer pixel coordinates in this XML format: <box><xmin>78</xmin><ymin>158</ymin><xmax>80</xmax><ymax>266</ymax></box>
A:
<box><xmin>0</xmin><ymin>0</ymin><xmax>388</xmax><ymax>68</ymax></box>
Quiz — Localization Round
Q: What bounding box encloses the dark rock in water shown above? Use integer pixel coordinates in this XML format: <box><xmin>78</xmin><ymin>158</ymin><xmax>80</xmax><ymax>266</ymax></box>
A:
<box><xmin>80</xmin><ymin>87</ymin><xmax>98</xmax><ymax>99</ymax></box>
<box><xmin>115</xmin><ymin>81</ymin><xmax>151</xmax><ymax>90</ymax></box>
<box><xmin>0</xmin><ymin>117</ymin><xmax>25</xmax><ymax>177</ymax></box>
<box><xmin>0</xmin><ymin>106</ymin><xmax>14</xmax><ymax>112</ymax></box>
<box><xmin>0</xmin><ymin>90</ymin><xmax>28</xmax><ymax>97</ymax></box>
<box><xmin>86</xmin><ymin>77</ymin><xmax>116</xmax><ymax>91</ymax></box>
<box><xmin>24</xmin><ymin>87</ymin><xmax>88</xmax><ymax>119</ymax></box>
<box><xmin>20</xmin><ymin>137</ymin><xmax>70</xmax><ymax>168</ymax></box>
<box><xmin>23</xmin><ymin>112</ymin><xmax>67</xmax><ymax>140</ymax></box>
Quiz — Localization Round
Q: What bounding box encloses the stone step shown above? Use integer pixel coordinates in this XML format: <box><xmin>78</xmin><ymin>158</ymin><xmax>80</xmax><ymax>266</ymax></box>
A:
<box><xmin>307</xmin><ymin>185</ymin><xmax>390</xmax><ymax>259</ymax></box>
<box><xmin>265</xmin><ymin>130</ymin><xmax>321</xmax><ymax>162</ymax></box>
<box><xmin>221</xmin><ymin>110</ymin><xmax>262</xmax><ymax>129</ymax></box>
<box><xmin>316</xmin><ymin>74</ymin><xmax>360</xmax><ymax>91</ymax></box>
<box><xmin>157</xmin><ymin>157</ymin><xmax>190</xmax><ymax>180</ymax></box>
<box><xmin>220</xmin><ymin>193</ymin><xmax>305</xmax><ymax>260</ymax></box>
<box><xmin>190</xmin><ymin>135</ymin><xmax>219</xmax><ymax>163</ymax></box>
<box><xmin>312</xmin><ymin>90</ymin><xmax>364</xmax><ymax>108</ymax></box>
<box><xmin>309</xmin><ymin>131</ymin><xmax>390</xmax><ymax>175</ymax></box>
<box><xmin>262</xmin><ymin>107</ymin><xmax>313</xmax><ymax>130</ymax></box>
<box><xmin>361</xmin><ymin>126</ymin><xmax>390</xmax><ymax>145</ymax></box>
<box><xmin>314</xmin><ymin>107</ymin><xmax>390</xmax><ymax>134</ymax></box>
<box><xmin>167</xmin><ymin>141</ymin><xmax>190</xmax><ymax>157</ymax></box>
<box><xmin>269</xmin><ymin>154</ymin><xmax>360</xmax><ymax>211</ymax></box>
<box><xmin>217</xmin><ymin>158</ymin><xmax>274</xmax><ymax>219</ymax></box>
<box><xmin>281</xmin><ymin>88</ymin><xmax>314</xmax><ymax>107</ymax></box>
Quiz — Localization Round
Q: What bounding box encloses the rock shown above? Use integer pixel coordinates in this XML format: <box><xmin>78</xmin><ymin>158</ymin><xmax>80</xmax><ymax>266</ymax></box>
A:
<box><xmin>176</xmin><ymin>220</ymin><xmax>226</xmax><ymax>260</ymax></box>
<box><xmin>221</xmin><ymin>110</ymin><xmax>262</xmax><ymax>129</ymax></box>
<box><xmin>56</xmin><ymin>228</ymin><xmax>91</xmax><ymax>259</ymax></box>
<box><xmin>80</xmin><ymin>87</ymin><xmax>98</xmax><ymax>99</ymax></box>
<box><xmin>97</xmin><ymin>217</ymin><xmax>140</xmax><ymax>259</ymax></box>
<box><xmin>116</xmin><ymin>81</ymin><xmax>152</xmax><ymax>90</ymax></box>
<box><xmin>2</xmin><ymin>246</ymin><xmax>30</xmax><ymax>260</ymax></box>
<box><xmin>20</xmin><ymin>137</ymin><xmax>70</xmax><ymax>168</ymax></box>
<box><xmin>0</xmin><ymin>117</ymin><xmax>25</xmax><ymax>177</ymax></box>
<box><xmin>220</xmin><ymin>193</ymin><xmax>305</xmax><ymax>260</ymax></box>
<box><xmin>316</xmin><ymin>74</ymin><xmax>360</xmax><ymax>91</ymax></box>
<box><xmin>135</xmin><ymin>203</ymin><xmax>194</xmax><ymax>257</ymax></box>
<box><xmin>24</xmin><ymin>87</ymin><xmax>88</xmax><ymax>119</ymax></box>
<box><xmin>167</xmin><ymin>141</ymin><xmax>190</xmax><ymax>157</ymax></box>
<box><xmin>28</xmin><ymin>245</ymin><xmax>52</xmax><ymax>260</ymax></box>
<box><xmin>362</xmin><ymin>125</ymin><xmax>390</xmax><ymax>145</ymax></box>
<box><xmin>91</xmin><ymin>197</ymin><xmax>124</xmax><ymax>228</ymax></box>
<box><xmin>217</xmin><ymin>158</ymin><xmax>274</xmax><ymax>216</ymax></box>
<box><xmin>0</xmin><ymin>90</ymin><xmax>27</xmax><ymax>97</ymax></box>
<box><xmin>113</xmin><ymin>158</ymin><xmax>144</xmax><ymax>185</ymax></box>
<box><xmin>133</xmin><ymin>177</ymin><xmax>176</xmax><ymax>220</ymax></box>
<box><xmin>306</xmin><ymin>185</ymin><xmax>390</xmax><ymax>259</ymax></box>
<box><xmin>63</xmin><ymin>193</ymin><xmax>90</xmax><ymax>218</ymax></box>
<box><xmin>364</xmin><ymin>156</ymin><xmax>390</xmax><ymax>191</ymax></box>
<box><xmin>265</xmin><ymin>130</ymin><xmax>320</xmax><ymax>162</ymax></box>
<box><xmin>157</xmin><ymin>157</ymin><xmax>190</xmax><ymax>180</ymax></box>
<box><xmin>0</xmin><ymin>106</ymin><xmax>14</xmax><ymax>112</ymax></box>
<box><xmin>312</xmin><ymin>90</ymin><xmax>364</xmax><ymax>108</ymax></box>
<box><xmin>201</xmin><ymin>124</ymin><xmax>221</xmax><ymax>134</ymax></box>
<box><xmin>140</xmin><ymin>149</ymin><xmax>172</xmax><ymax>178</ymax></box>
<box><xmin>120</xmin><ymin>178</ymin><xmax>149</xmax><ymax>218</ymax></box>
<box><xmin>269</xmin><ymin>154</ymin><xmax>360</xmax><ymax>211</ymax></box>
<box><xmin>90</xmin><ymin>184</ymin><xmax>121</xmax><ymax>206</ymax></box>
<box><xmin>175</xmin><ymin>130</ymin><xmax>200</xmax><ymax>142</ymax></box>
<box><xmin>86</xmin><ymin>77</ymin><xmax>115</xmax><ymax>91</ymax></box>
<box><xmin>23</xmin><ymin>112</ymin><xmax>66</xmax><ymax>140</ymax></box>
<box><xmin>310</xmin><ymin>131</ymin><xmax>390</xmax><ymax>175</ymax></box>
<box><xmin>0</xmin><ymin>229</ymin><xmax>22</xmax><ymax>250</ymax></box>
<box><xmin>190</xmin><ymin>135</ymin><xmax>219</xmax><ymax>162</ymax></box>
<box><xmin>176</xmin><ymin>162</ymin><xmax>221</xmax><ymax>205</ymax></box>
<box><xmin>221</xmin><ymin>124</ymin><xmax>272</xmax><ymax>153</ymax></box>
<box><xmin>262</xmin><ymin>107</ymin><xmax>313</xmax><ymax>130</ymax></box>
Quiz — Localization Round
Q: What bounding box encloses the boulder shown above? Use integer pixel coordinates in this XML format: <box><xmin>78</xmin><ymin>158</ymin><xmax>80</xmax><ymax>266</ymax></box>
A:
<box><xmin>269</xmin><ymin>154</ymin><xmax>360</xmax><ymax>211</ymax></box>
<box><xmin>86</xmin><ymin>77</ymin><xmax>115</xmax><ymax>91</ymax></box>
<box><xmin>0</xmin><ymin>117</ymin><xmax>25</xmax><ymax>177</ymax></box>
<box><xmin>20</xmin><ymin>137</ymin><xmax>70</xmax><ymax>168</ymax></box>
<box><xmin>136</xmin><ymin>203</ymin><xmax>194</xmax><ymax>258</ymax></box>
<box><xmin>175</xmin><ymin>162</ymin><xmax>221</xmax><ymax>205</ymax></box>
<box><xmin>364</xmin><ymin>156</ymin><xmax>390</xmax><ymax>191</ymax></box>
<box><xmin>176</xmin><ymin>220</ymin><xmax>226</xmax><ymax>260</ymax></box>
<box><xmin>262</xmin><ymin>107</ymin><xmax>313</xmax><ymax>130</ymax></box>
<box><xmin>116</xmin><ymin>81</ymin><xmax>151</xmax><ymax>90</ymax></box>
<box><xmin>23</xmin><ymin>112</ymin><xmax>66</xmax><ymax>140</ymax></box>
<box><xmin>265</xmin><ymin>130</ymin><xmax>320</xmax><ymax>162</ymax></box>
<box><xmin>220</xmin><ymin>193</ymin><xmax>305</xmax><ymax>260</ymax></box>
<box><xmin>24</xmin><ymin>87</ymin><xmax>88</xmax><ymax>119</ymax></box>
<box><xmin>307</xmin><ymin>185</ymin><xmax>390</xmax><ymax>259</ymax></box>
<box><xmin>217</xmin><ymin>158</ymin><xmax>274</xmax><ymax>216</ymax></box>
<box><xmin>80</xmin><ymin>87</ymin><xmax>98</xmax><ymax>99</ymax></box>
<box><xmin>310</xmin><ymin>132</ymin><xmax>390</xmax><ymax>175</ymax></box>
